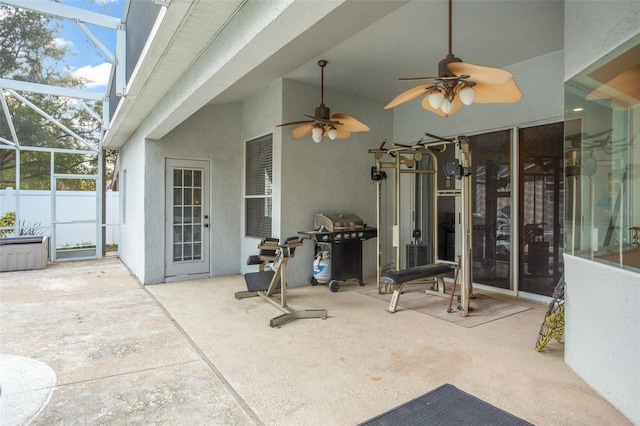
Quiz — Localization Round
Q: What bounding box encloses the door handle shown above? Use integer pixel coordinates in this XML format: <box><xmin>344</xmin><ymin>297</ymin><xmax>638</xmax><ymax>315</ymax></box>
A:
<box><xmin>204</xmin><ymin>223</ymin><xmax>209</xmax><ymax>228</ymax></box>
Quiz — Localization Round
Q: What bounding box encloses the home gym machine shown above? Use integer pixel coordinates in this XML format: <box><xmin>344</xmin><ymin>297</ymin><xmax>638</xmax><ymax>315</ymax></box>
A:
<box><xmin>235</xmin><ymin>237</ymin><xmax>327</xmax><ymax>327</ymax></box>
<box><xmin>369</xmin><ymin>134</ymin><xmax>474</xmax><ymax>316</ymax></box>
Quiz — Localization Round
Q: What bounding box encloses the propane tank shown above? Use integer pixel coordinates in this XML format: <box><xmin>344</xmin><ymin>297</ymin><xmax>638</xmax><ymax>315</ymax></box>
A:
<box><xmin>313</xmin><ymin>250</ymin><xmax>331</xmax><ymax>284</ymax></box>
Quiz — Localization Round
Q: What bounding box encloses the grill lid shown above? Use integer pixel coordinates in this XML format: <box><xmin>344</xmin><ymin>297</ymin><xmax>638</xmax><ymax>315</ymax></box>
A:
<box><xmin>314</xmin><ymin>213</ymin><xmax>364</xmax><ymax>232</ymax></box>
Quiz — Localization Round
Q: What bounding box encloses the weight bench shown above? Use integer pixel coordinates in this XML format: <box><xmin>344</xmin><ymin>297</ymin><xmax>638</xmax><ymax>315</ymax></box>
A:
<box><xmin>235</xmin><ymin>237</ymin><xmax>327</xmax><ymax>327</ymax></box>
<box><xmin>380</xmin><ymin>263</ymin><xmax>454</xmax><ymax>313</ymax></box>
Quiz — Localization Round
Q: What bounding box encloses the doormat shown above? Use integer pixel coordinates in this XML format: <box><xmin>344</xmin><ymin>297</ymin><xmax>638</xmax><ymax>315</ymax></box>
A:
<box><xmin>359</xmin><ymin>284</ymin><xmax>530</xmax><ymax>328</ymax></box>
<box><xmin>358</xmin><ymin>383</ymin><xmax>533</xmax><ymax>425</ymax></box>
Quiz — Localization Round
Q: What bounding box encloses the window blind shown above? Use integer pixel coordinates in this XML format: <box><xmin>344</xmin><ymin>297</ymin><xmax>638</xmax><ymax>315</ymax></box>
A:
<box><xmin>245</xmin><ymin>134</ymin><xmax>273</xmax><ymax>238</ymax></box>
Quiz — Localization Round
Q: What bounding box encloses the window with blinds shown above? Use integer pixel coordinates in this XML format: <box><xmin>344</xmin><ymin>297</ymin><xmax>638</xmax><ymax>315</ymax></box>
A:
<box><xmin>245</xmin><ymin>134</ymin><xmax>273</xmax><ymax>238</ymax></box>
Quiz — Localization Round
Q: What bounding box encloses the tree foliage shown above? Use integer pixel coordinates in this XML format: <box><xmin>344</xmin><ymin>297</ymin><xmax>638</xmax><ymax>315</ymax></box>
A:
<box><xmin>0</xmin><ymin>4</ymin><xmax>116</xmax><ymax>190</ymax></box>
<box><xmin>0</xmin><ymin>6</ymin><xmax>66</xmax><ymax>82</ymax></box>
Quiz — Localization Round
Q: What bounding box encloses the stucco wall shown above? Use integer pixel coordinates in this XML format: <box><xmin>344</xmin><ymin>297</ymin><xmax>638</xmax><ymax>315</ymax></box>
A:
<box><xmin>117</xmin><ymin>131</ymin><xmax>146</xmax><ymax>283</ymax></box>
<box><xmin>278</xmin><ymin>79</ymin><xmax>393</xmax><ymax>287</ymax></box>
<box><xmin>240</xmin><ymin>79</ymin><xmax>284</xmax><ymax>277</ymax></box>
<box><xmin>142</xmin><ymin>103</ymin><xmax>243</xmax><ymax>284</ymax></box>
<box><xmin>239</xmin><ymin>78</ymin><xmax>393</xmax><ymax>288</ymax></box>
<box><xmin>564</xmin><ymin>255</ymin><xmax>639</xmax><ymax>424</ymax></box>
<box><xmin>563</xmin><ymin>2</ymin><xmax>640</xmax><ymax>424</ymax></box>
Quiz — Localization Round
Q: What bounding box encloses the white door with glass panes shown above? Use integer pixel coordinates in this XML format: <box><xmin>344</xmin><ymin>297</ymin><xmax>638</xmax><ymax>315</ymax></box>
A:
<box><xmin>165</xmin><ymin>159</ymin><xmax>210</xmax><ymax>277</ymax></box>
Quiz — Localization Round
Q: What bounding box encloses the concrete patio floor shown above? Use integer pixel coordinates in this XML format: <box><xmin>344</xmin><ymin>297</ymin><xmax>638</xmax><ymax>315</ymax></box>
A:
<box><xmin>0</xmin><ymin>257</ymin><xmax>632</xmax><ymax>425</ymax></box>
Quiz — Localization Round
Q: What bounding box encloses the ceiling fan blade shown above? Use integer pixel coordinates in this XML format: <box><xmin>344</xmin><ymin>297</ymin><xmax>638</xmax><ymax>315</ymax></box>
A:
<box><xmin>291</xmin><ymin>123</ymin><xmax>314</xmax><ymax>140</ymax></box>
<box><xmin>331</xmin><ymin>114</ymin><xmax>370</xmax><ymax>132</ymax></box>
<box><xmin>472</xmin><ymin>78</ymin><xmax>523</xmax><ymax>103</ymax></box>
<box><xmin>277</xmin><ymin>119</ymin><xmax>314</xmax><ymax>127</ymax></box>
<box><xmin>448</xmin><ymin>62</ymin><xmax>513</xmax><ymax>85</ymax></box>
<box><xmin>303</xmin><ymin>114</ymin><xmax>339</xmax><ymax>126</ymax></box>
<box><xmin>420</xmin><ymin>95</ymin><xmax>463</xmax><ymax>117</ymax></box>
<box><xmin>385</xmin><ymin>84</ymin><xmax>435</xmax><ymax>109</ymax></box>
<box><xmin>334</xmin><ymin>125</ymin><xmax>352</xmax><ymax>140</ymax></box>
<box><xmin>399</xmin><ymin>76</ymin><xmax>459</xmax><ymax>81</ymax></box>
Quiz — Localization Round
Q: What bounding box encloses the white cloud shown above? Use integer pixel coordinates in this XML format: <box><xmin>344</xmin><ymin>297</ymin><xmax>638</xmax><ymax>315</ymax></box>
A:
<box><xmin>71</xmin><ymin>62</ymin><xmax>112</xmax><ymax>89</ymax></box>
<box><xmin>53</xmin><ymin>37</ymin><xmax>74</xmax><ymax>49</ymax></box>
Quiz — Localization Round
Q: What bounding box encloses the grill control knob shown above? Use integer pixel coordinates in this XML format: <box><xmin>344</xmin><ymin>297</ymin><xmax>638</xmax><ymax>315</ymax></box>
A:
<box><xmin>322</xmin><ymin>235</ymin><xmax>330</xmax><ymax>241</ymax></box>
<box><xmin>358</xmin><ymin>231</ymin><xmax>364</xmax><ymax>238</ymax></box>
<box><xmin>335</xmin><ymin>234</ymin><xmax>342</xmax><ymax>240</ymax></box>
<box><xmin>351</xmin><ymin>232</ymin><xmax>358</xmax><ymax>239</ymax></box>
<box><xmin>343</xmin><ymin>233</ymin><xmax>350</xmax><ymax>239</ymax></box>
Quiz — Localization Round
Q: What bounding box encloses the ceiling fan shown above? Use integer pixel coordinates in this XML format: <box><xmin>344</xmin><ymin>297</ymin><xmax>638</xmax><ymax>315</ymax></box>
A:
<box><xmin>385</xmin><ymin>0</ymin><xmax>523</xmax><ymax>117</ymax></box>
<box><xmin>277</xmin><ymin>60</ymin><xmax>370</xmax><ymax>143</ymax></box>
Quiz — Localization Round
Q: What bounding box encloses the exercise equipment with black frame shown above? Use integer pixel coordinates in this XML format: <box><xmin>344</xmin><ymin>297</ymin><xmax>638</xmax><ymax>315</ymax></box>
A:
<box><xmin>235</xmin><ymin>237</ymin><xmax>327</xmax><ymax>327</ymax></box>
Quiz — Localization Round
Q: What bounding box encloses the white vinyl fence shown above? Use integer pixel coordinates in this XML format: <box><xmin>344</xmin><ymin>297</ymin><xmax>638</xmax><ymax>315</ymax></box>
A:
<box><xmin>0</xmin><ymin>188</ymin><xmax>119</xmax><ymax>248</ymax></box>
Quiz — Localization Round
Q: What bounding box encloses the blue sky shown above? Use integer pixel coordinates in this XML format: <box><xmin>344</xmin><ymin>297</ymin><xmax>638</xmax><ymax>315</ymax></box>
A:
<box><xmin>54</xmin><ymin>0</ymin><xmax>126</xmax><ymax>92</ymax></box>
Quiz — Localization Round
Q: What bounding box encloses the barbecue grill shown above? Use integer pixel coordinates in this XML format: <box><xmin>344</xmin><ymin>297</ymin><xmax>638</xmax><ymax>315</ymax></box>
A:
<box><xmin>299</xmin><ymin>213</ymin><xmax>377</xmax><ymax>292</ymax></box>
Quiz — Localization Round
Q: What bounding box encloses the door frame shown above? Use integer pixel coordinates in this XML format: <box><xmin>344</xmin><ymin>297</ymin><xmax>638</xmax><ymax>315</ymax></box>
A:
<box><xmin>164</xmin><ymin>158</ymin><xmax>210</xmax><ymax>279</ymax></box>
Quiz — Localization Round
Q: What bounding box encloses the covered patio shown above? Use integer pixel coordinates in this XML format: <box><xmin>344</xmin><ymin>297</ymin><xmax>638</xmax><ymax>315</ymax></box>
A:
<box><xmin>0</xmin><ymin>258</ymin><xmax>630</xmax><ymax>425</ymax></box>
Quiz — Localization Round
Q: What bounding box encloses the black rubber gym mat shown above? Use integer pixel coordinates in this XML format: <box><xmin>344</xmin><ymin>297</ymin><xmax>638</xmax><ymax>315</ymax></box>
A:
<box><xmin>358</xmin><ymin>383</ymin><xmax>533</xmax><ymax>426</ymax></box>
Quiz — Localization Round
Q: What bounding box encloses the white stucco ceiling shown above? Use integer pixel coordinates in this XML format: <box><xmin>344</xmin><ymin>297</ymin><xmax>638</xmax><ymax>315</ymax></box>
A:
<box><xmin>226</xmin><ymin>0</ymin><xmax>565</xmax><ymax>105</ymax></box>
<box><xmin>104</xmin><ymin>0</ymin><xmax>564</xmax><ymax>148</ymax></box>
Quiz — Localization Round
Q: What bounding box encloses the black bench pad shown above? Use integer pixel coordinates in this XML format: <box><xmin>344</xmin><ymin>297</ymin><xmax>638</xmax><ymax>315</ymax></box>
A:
<box><xmin>380</xmin><ymin>264</ymin><xmax>453</xmax><ymax>285</ymax></box>
<box><xmin>244</xmin><ymin>270</ymin><xmax>277</xmax><ymax>292</ymax></box>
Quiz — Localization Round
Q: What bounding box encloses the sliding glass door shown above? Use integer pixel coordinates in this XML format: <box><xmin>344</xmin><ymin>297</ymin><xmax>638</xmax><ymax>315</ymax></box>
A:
<box><xmin>469</xmin><ymin>130</ymin><xmax>513</xmax><ymax>291</ymax></box>
<box><xmin>518</xmin><ymin>123</ymin><xmax>564</xmax><ymax>296</ymax></box>
<box><xmin>467</xmin><ymin>123</ymin><xmax>564</xmax><ymax>297</ymax></box>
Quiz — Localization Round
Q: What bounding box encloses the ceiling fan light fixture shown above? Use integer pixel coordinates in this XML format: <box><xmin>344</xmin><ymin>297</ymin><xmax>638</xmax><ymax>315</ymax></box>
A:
<box><xmin>428</xmin><ymin>91</ymin><xmax>445</xmax><ymax>109</ymax></box>
<box><xmin>440</xmin><ymin>99</ymin><xmax>453</xmax><ymax>114</ymax></box>
<box><xmin>459</xmin><ymin>85</ymin><xmax>476</xmax><ymax>105</ymax></box>
<box><xmin>312</xmin><ymin>126</ymin><xmax>323</xmax><ymax>143</ymax></box>
<box><xmin>328</xmin><ymin>126</ymin><xmax>338</xmax><ymax>140</ymax></box>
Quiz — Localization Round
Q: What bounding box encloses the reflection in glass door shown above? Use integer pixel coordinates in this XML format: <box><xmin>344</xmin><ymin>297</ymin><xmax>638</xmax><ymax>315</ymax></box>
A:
<box><xmin>518</xmin><ymin>123</ymin><xmax>564</xmax><ymax>296</ymax></box>
<box><xmin>165</xmin><ymin>159</ymin><xmax>210</xmax><ymax>278</ymax></box>
<box><xmin>469</xmin><ymin>130</ymin><xmax>513</xmax><ymax>291</ymax></box>
<box><xmin>459</xmin><ymin>124</ymin><xmax>565</xmax><ymax>296</ymax></box>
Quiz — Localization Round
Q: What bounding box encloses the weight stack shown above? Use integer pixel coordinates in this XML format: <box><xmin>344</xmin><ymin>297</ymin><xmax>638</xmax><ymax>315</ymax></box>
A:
<box><xmin>406</xmin><ymin>244</ymin><xmax>429</xmax><ymax>268</ymax></box>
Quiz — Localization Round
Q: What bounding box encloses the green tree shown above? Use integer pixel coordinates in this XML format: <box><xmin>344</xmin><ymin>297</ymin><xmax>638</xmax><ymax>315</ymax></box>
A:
<box><xmin>0</xmin><ymin>4</ymin><xmax>115</xmax><ymax>190</ymax></box>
